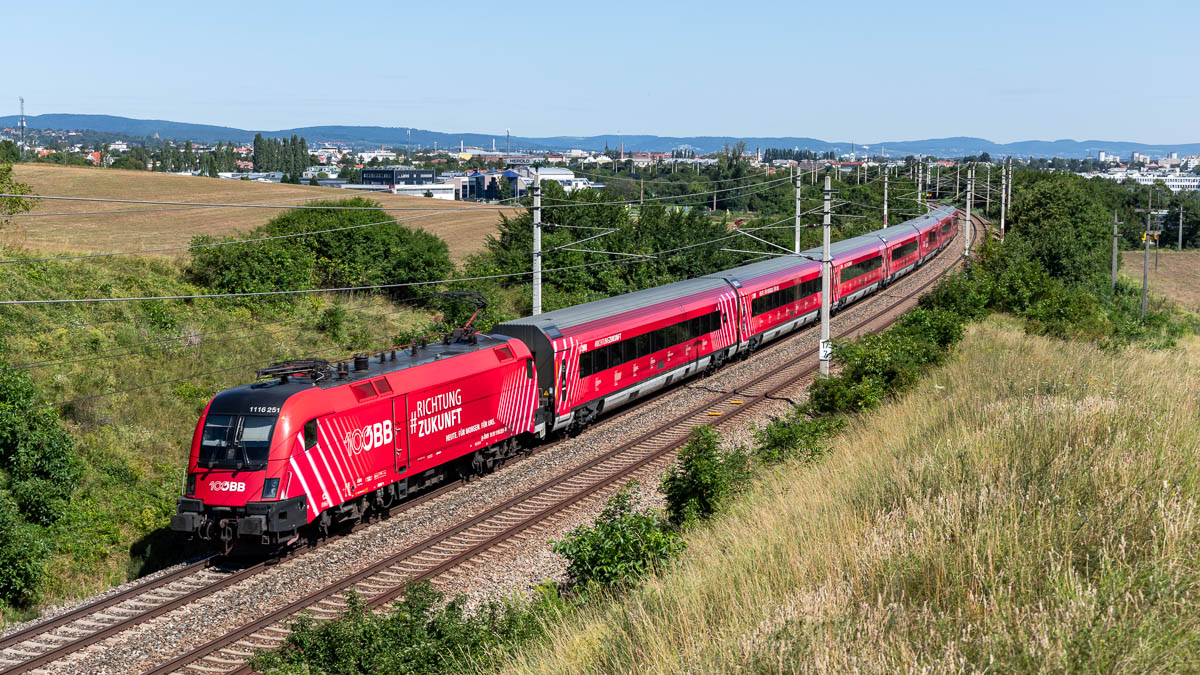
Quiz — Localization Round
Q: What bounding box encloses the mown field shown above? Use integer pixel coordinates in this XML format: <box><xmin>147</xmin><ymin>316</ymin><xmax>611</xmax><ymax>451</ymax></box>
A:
<box><xmin>1121</xmin><ymin>247</ymin><xmax>1200</xmax><ymax>312</ymax></box>
<box><xmin>4</xmin><ymin>164</ymin><xmax>516</xmax><ymax>262</ymax></box>
<box><xmin>500</xmin><ymin>316</ymin><xmax>1200</xmax><ymax>672</ymax></box>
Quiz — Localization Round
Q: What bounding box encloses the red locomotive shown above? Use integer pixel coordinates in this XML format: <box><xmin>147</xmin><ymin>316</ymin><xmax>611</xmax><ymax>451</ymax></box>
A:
<box><xmin>172</xmin><ymin>206</ymin><xmax>955</xmax><ymax>551</ymax></box>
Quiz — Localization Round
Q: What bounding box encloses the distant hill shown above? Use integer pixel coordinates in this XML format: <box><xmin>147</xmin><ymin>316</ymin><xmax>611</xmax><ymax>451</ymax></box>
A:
<box><xmin>3</xmin><ymin>113</ymin><xmax>1199</xmax><ymax>159</ymax></box>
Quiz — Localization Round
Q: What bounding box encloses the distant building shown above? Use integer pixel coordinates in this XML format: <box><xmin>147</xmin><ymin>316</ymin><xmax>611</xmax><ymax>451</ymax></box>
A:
<box><xmin>361</xmin><ymin>166</ymin><xmax>436</xmax><ymax>186</ymax></box>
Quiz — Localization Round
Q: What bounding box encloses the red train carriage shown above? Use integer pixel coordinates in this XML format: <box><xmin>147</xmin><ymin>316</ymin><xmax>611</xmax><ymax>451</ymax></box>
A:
<box><xmin>879</xmin><ymin>225</ymin><xmax>923</xmax><ymax>283</ymax></box>
<box><xmin>493</xmin><ymin>277</ymin><xmax>740</xmax><ymax>433</ymax></box>
<box><xmin>703</xmin><ymin>257</ymin><xmax>822</xmax><ymax>352</ymax></box>
<box><xmin>171</xmin><ymin>334</ymin><xmax>538</xmax><ymax>550</ymax></box>
<box><xmin>912</xmin><ymin>205</ymin><xmax>956</xmax><ymax>263</ymax></box>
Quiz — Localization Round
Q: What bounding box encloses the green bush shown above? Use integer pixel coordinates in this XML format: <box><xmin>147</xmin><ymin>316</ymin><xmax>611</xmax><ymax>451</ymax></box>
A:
<box><xmin>315</xmin><ymin>303</ymin><xmax>347</xmax><ymax>342</ymax></box>
<box><xmin>0</xmin><ymin>362</ymin><xmax>80</xmax><ymax>523</ymax></box>
<box><xmin>188</xmin><ymin>198</ymin><xmax>454</xmax><ymax>304</ymax></box>
<box><xmin>552</xmin><ymin>483</ymin><xmax>683</xmax><ymax>589</ymax></box>
<box><xmin>0</xmin><ymin>498</ymin><xmax>45</xmax><ymax>606</ymax></box>
<box><xmin>10</xmin><ymin>478</ymin><xmax>68</xmax><ymax>525</ymax></box>
<box><xmin>661</xmin><ymin>427</ymin><xmax>750</xmax><ymax>526</ymax></box>
<box><xmin>754</xmin><ymin>410</ymin><xmax>843</xmax><ymax>465</ymax></box>
<box><xmin>252</xmin><ymin>584</ymin><xmax>553</xmax><ymax>674</ymax></box>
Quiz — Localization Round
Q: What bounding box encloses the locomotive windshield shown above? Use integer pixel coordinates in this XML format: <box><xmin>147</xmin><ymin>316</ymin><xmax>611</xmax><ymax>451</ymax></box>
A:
<box><xmin>198</xmin><ymin>414</ymin><xmax>275</xmax><ymax>469</ymax></box>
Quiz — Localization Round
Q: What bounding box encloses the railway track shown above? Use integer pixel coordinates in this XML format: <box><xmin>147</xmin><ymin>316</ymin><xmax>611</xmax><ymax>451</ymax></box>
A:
<box><xmin>146</xmin><ymin>212</ymin><xmax>983</xmax><ymax>675</ymax></box>
<box><xmin>1</xmin><ymin>211</ymin><xmax>984</xmax><ymax>675</ymax></box>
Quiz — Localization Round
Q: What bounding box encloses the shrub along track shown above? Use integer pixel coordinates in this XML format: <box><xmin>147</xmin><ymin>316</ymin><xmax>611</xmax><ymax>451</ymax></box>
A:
<box><xmin>138</xmin><ymin>210</ymin><xmax>982</xmax><ymax>675</ymax></box>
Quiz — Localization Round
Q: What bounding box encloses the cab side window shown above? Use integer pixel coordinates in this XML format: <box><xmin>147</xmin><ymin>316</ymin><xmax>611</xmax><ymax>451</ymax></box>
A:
<box><xmin>303</xmin><ymin>419</ymin><xmax>319</xmax><ymax>450</ymax></box>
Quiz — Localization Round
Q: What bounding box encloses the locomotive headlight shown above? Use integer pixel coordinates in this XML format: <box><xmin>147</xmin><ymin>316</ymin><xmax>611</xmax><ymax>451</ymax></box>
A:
<box><xmin>261</xmin><ymin>478</ymin><xmax>280</xmax><ymax>500</ymax></box>
<box><xmin>186</xmin><ymin>474</ymin><xmax>197</xmax><ymax>496</ymax></box>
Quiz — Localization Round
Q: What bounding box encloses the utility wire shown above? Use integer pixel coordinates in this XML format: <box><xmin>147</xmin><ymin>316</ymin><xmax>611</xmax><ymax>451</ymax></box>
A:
<box><xmin>38</xmin><ymin>249</ymin><xmax>774</xmax><ymax>410</ymax></box>
<box><xmin>0</xmin><ymin>232</ymin><xmax>744</xmax><ymax>306</ymax></box>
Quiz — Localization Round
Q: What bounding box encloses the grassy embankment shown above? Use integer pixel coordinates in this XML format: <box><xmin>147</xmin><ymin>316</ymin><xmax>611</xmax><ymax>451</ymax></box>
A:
<box><xmin>501</xmin><ymin>315</ymin><xmax>1200</xmax><ymax>672</ymax></box>
<box><xmin>4</xmin><ymin>164</ymin><xmax>516</xmax><ymax>263</ymax></box>
<box><xmin>0</xmin><ymin>250</ymin><xmax>433</xmax><ymax>619</ymax></box>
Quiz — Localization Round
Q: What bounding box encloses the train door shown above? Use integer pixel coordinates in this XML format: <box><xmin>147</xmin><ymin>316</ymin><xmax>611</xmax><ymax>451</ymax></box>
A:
<box><xmin>393</xmin><ymin>395</ymin><xmax>409</xmax><ymax>475</ymax></box>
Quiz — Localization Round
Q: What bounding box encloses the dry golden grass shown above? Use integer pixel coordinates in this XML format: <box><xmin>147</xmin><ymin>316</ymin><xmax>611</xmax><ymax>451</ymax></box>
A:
<box><xmin>1121</xmin><ymin>247</ymin><xmax>1200</xmax><ymax>312</ymax></box>
<box><xmin>3</xmin><ymin>164</ymin><xmax>517</xmax><ymax>263</ymax></box>
<box><xmin>501</xmin><ymin>316</ymin><xmax>1200</xmax><ymax>673</ymax></box>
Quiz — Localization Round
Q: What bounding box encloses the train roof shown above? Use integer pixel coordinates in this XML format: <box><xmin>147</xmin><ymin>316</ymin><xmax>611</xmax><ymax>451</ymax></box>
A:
<box><xmin>703</xmin><ymin>254</ymin><xmax>819</xmax><ymax>285</ymax></box>
<box><xmin>207</xmin><ymin>334</ymin><xmax>513</xmax><ymax>415</ymax></box>
<box><xmin>494</xmin><ymin>276</ymin><xmax>730</xmax><ymax>334</ymax></box>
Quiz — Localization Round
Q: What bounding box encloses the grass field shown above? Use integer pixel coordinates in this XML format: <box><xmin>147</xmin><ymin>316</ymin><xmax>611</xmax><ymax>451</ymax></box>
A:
<box><xmin>4</xmin><ymin>164</ymin><xmax>517</xmax><ymax>263</ymax></box>
<box><xmin>500</xmin><ymin>316</ymin><xmax>1200</xmax><ymax>673</ymax></box>
<box><xmin>1121</xmin><ymin>247</ymin><xmax>1200</xmax><ymax>312</ymax></box>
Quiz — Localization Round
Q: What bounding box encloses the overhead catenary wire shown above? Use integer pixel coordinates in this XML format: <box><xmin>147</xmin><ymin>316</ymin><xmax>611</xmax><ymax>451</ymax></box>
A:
<box><xmin>37</xmin><ymin>250</ymin><xmax>778</xmax><ymax>411</ymax></box>
<box><xmin>0</xmin><ymin>232</ymin><xmax>745</xmax><ymax>306</ymax></box>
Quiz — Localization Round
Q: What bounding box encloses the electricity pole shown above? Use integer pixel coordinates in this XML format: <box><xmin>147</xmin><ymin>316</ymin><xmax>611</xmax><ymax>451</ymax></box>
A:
<box><xmin>1111</xmin><ymin>210</ymin><xmax>1122</xmax><ymax>290</ymax></box>
<box><xmin>882</xmin><ymin>169</ymin><xmax>888</xmax><ymax>228</ymax></box>
<box><xmin>964</xmin><ymin>167</ymin><xmax>973</xmax><ymax>259</ymax></box>
<box><xmin>999</xmin><ymin>162</ymin><xmax>1007</xmax><ymax>239</ymax></box>
<box><xmin>917</xmin><ymin>157</ymin><xmax>924</xmax><ymax>210</ymax></box>
<box><xmin>985</xmin><ymin>163</ymin><xmax>991</xmax><ymax>215</ymax></box>
<box><xmin>1180</xmin><ymin>207</ymin><xmax>1185</xmax><ymax>251</ymax></box>
<box><xmin>1138</xmin><ymin>190</ymin><xmax>1155</xmax><ymax>319</ymax></box>
<box><xmin>532</xmin><ymin>175</ymin><xmax>543</xmax><ymax>315</ymax></box>
<box><xmin>955</xmin><ymin>163</ymin><xmax>961</xmax><ymax>201</ymax></box>
<box><xmin>925</xmin><ymin>162</ymin><xmax>932</xmax><ymax>212</ymax></box>
<box><xmin>820</xmin><ymin>175</ymin><xmax>833</xmax><ymax>377</ymax></box>
<box><xmin>1006</xmin><ymin>158</ymin><xmax>1012</xmax><ymax>213</ymax></box>
<box><xmin>794</xmin><ymin>175</ymin><xmax>802</xmax><ymax>254</ymax></box>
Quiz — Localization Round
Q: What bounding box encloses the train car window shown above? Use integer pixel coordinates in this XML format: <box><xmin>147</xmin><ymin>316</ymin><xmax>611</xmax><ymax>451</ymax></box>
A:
<box><xmin>689</xmin><ymin>317</ymin><xmax>701</xmax><ymax>339</ymax></box>
<box><xmin>636</xmin><ymin>333</ymin><xmax>651</xmax><ymax>358</ymax></box>
<box><xmin>350</xmin><ymin>381</ymin><xmax>378</xmax><ymax>401</ymax></box>
<box><xmin>303</xmin><ymin>419</ymin><xmax>318</xmax><ymax>450</ymax></box>
<box><xmin>592</xmin><ymin>348</ymin><xmax>608</xmax><ymax>373</ymax></box>
<box><xmin>579</xmin><ymin>351</ymin><xmax>594</xmax><ymax>378</ymax></box>
<box><xmin>842</xmin><ymin>255</ymin><xmax>883</xmax><ymax>282</ymax></box>
<box><xmin>799</xmin><ymin>277</ymin><xmax>821</xmax><ymax>298</ymax></box>
<box><xmin>668</xmin><ymin>323</ymin><xmax>686</xmax><ymax>346</ymax></box>
<box><xmin>372</xmin><ymin>377</ymin><xmax>392</xmax><ymax>394</ymax></box>
<box><xmin>895</xmin><ymin>240</ymin><xmax>919</xmax><ymax>258</ymax></box>
<box><xmin>926</xmin><ymin>231</ymin><xmax>937</xmax><ymax>245</ymax></box>
<box><xmin>942</xmin><ymin>222</ymin><xmax>952</xmax><ymax>235</ymax></box>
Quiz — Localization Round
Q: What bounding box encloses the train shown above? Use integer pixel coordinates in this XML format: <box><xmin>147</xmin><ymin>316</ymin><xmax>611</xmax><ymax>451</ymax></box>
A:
<box><xmin>171</xmin><ymin>205</ymin><xmax>957</xmax><ymax>551</ymax></box>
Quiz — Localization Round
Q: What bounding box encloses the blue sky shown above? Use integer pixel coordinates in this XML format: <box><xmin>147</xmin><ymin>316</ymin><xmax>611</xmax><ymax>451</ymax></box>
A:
<box><xmin>6</xmin><ymin>0</ymin><xmax>1197</xmax><ymax>143</ymax></box>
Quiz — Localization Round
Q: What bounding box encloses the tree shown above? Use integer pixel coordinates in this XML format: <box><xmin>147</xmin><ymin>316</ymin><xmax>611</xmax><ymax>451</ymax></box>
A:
<box><xmin>1009</xmin><ymin>173</ymin><xmax>1111</xmax><ymax>286</ymax></box>
<box><xmin>423</xmin><ymin>190</ymin><xmax>433</xmax><ymax>198</ymax></box>
<box><xmin>0</xmin><ymin>164</ymin><xmax>37</xmax><ymax>227</ymax></box>
<box><xmin>252</xmin><ymin>133</ymin><xmax>266</xmax><ymax>171</ymax></box>
<box><xmin>0</xmin><ymin>141</ymin><xmax>19</xmax><ymax>163</ymax></box>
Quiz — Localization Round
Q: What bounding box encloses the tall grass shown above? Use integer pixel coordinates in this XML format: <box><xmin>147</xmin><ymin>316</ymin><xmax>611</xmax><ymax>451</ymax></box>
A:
<box><xmin>500</xmin><ymin>316</ymin><xmax>1200</xmax><ymax>672</ymax></box>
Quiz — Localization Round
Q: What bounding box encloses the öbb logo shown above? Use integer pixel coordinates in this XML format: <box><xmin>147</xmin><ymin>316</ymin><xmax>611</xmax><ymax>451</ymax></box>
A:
<box><xmin>344</xmin><ymin>422</ymin><xmax>394</xmax><ymax>455</ymax></box>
